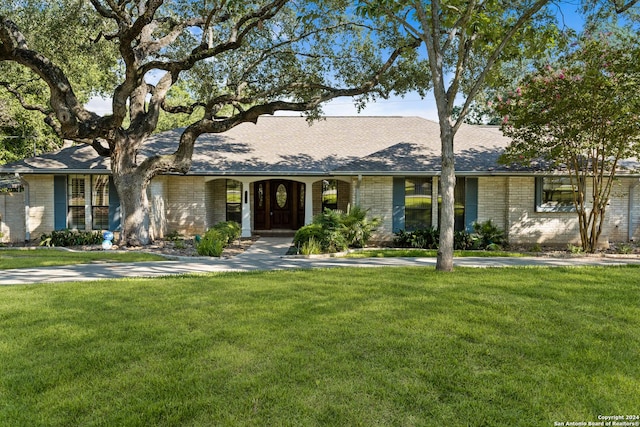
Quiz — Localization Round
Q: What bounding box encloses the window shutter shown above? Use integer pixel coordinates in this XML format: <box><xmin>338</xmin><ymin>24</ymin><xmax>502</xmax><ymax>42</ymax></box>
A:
<box><xmin>53</xmin><ymin>175</ymin><xmax>67</xmax><ymax>230</ymax></box>
<box><xmin>392</xmin><ymin>177</ymin><xmax>405</xmax><ymax>232</ymax></box>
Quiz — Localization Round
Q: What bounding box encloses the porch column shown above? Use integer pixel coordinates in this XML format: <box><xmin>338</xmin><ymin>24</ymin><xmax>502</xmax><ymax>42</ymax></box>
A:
<box><xmin>240</xmin><ymin>179</ymin><xmax>252</xmax><ymax>238</ymax></box>
<box><xmin>304</xmin><ymin>178</ymin><xmax>315</xmax><ymax>225</ymax></box>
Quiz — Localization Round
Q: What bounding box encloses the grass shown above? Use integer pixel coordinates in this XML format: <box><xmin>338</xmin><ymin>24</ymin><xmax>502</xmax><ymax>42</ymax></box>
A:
<box><xmin>344</xmin><ymin>248</ymin><xmax>525</xmax><ymax>258</ymax></box>
<box><xmin>0</xmin><ymin>248</ymin><xmax>166</xmax><ymax>269</ymax></box>
<box><xmin>1</xmin><ymin>266</ymin><xmax>639</xmax><ymax>426</ymax></box>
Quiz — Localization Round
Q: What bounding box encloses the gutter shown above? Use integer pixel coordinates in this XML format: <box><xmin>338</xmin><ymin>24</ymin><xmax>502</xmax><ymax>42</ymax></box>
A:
<box><xmin>629</xmin><ymin>179</ymin><xmax>640</xmax><ymax>241</ymax></box>
<box><xmin>15</xmin><ymin>173</ymin><xmax>30</xmax><ymax>242</ymax></box>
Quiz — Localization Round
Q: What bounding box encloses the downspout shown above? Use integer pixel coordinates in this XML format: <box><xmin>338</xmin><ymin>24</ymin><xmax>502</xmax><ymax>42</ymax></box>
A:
<box><xmin>629</xmin><ymin>179</ymin><xmax>640</xmax><ymax>241</ymax></box>
<box><xmin>15</xmin><ymin>173</ymin><xmax>30</xmax><ymax>242</ymax></box>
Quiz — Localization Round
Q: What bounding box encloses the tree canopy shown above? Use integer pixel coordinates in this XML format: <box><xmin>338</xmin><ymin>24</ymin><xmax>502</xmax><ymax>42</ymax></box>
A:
<box><xmin>0</xmin><ymin>0</ymin><xmax>421</xmax><ymax>245</ymax></box>
<box><xmin>358</xmin><ymin>0</ymin><xmax>561</xmax><ymax>270</ymax></box>
<box><xmin>496</xmin><ymin>28</ymin><xmax>640</xmax><ymax>251</ymax></box>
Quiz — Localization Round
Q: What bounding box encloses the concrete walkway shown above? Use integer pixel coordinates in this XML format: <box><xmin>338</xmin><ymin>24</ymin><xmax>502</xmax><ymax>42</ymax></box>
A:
<box><xmin>3</xmin><ymin>236</ymin><xmax>640</xmax><ymax>286</ymax></box>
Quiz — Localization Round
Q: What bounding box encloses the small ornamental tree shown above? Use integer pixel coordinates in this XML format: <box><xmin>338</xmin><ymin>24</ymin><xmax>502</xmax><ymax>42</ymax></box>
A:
<box><xmin>496</xmin><ymin>30</ymin><xmax>640</xmax><ymax>252</ymax></box>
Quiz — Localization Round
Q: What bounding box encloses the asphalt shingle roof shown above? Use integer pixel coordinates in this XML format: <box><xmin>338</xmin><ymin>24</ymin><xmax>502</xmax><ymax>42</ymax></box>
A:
<box><xmin>1</xmin><ymin>116</ymin><xmax>513</xmax><ymax>175</ymax></box>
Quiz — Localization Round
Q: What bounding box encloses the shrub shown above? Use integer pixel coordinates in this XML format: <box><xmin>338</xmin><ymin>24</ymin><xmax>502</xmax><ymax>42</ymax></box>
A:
<box><xmin>472</xmin><ymin>220</ymin><xmax>506</xmax><ymax>250</ymax></box>
<box><xmin>39</xmin><ymin>229</ymin><xmax>103</xmax><ymax>247</ymax></box>
<box><xmin>299</xmin><ymin>237</ymin><xmax>322</xmax><ymax>255</ymax></box>
<box><xmin>211</xmin><ymin>221</ymin><xmax>241</xmax><ymax>245</ymax></box>
<box><xmin>393</xmin><ymin>228</ymin><xmax>439</xmax><ymax>249</ymax></box>
<box><xmin>454</xmin><ymin>230</ymin><xmax>474</xmax><ymax>250</ymax></box>
<box><xmin>341</xmin><ymin>206</ymin><xmax>380</xmax><ymax>249</ymax></box>
<box><xmin>393</xmin><ymin>230</ymin><xmax>413</xmax><ymax>248</ymax></box>
<box><xmin>165</xmin><ymin>230</ymin><xmax>183</xmax><ymax>241</ymax></box>
<box><xmin>293</xmin><ymin>207</ymin><xmax>379</xmax><ymax>254</ymax></box>
<box><xmin>294</xmin><ymin>223</ymin><xmax>324</xmax><ymax>248</ymax></box>
<box><xmin>196</xmin><ymin>229</ymin><xmax>226</xmax><ymax>257</ymax></box>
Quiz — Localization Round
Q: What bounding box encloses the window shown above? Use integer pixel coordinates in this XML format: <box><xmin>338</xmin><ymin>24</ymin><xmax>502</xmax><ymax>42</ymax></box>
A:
<box><xmin>322</xmin><ymin>179</ymin><xmax>338</xmax><ymax>211</ymax></box>
<box><xmin>437</xmin><ymin>178</ymin><xmax>467</xmax><ymax>232</ymax></box>
<box><xmin>405</xmin><ymin>177</ymin><xmax>432</xmax><ymax>230</ymax></box>
<box><xmin>536</xmin><ymin>177</ymin><xmax>577</xmax><ymax>212</ymax></box>
<box><xmin>91</xmin><ymin>175</ymin><xmax>110</xmax><ymax>230</ymax></box>
<box><xmin>226</xmin><ymin>179</ymin><xmax>242</xmax><ymax>223</ymax></box>
<box><xmin>68</xmin><ymin>175</ymin><xmax>86</xmax><ymax>230</ymax></box>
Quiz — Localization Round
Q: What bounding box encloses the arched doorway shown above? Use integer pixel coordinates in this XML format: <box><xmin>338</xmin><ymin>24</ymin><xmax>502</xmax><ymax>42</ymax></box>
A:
<box><xmin>254</xmin><ymin>179</ymin><xmax>305</xmax><ymax>230</ymax></box>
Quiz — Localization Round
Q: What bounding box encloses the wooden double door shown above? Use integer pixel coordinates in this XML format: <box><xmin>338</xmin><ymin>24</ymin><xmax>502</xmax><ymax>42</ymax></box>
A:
<box><xmin>254</xmin><ymin>180</ymin><xmax>305</xmax><ymax>230</ymax></box>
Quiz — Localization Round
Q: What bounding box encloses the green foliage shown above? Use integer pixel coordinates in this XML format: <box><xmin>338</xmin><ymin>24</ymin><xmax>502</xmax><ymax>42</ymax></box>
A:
<box><xmin>616</xmin><ymin>242</ymin><xmax>635</xmax><ymax>254</ymax></box>
<box><xmin>211</xmin><ymin>221</ymin><xmax>241</xmax><ymax>245</ymax></box>
<box><xmin>340</xmin><ymin>206</ymin><xmax>381</xmax><ymax>249</ymax></box>
<box><xmin>293</xmin><ymin>207</ymin><xmax>380</xmax><ymax>254</ymax></box>
<box><xmin>195</xmin><ymin>221</ymin><xmax>240</xmax><ymax>256</ymax></box>
<box><xmin>496</xmin><ymin>29</ymin><xmax>640</xmax><ymax>252</ymax></box>
<box><xmin>567</xmin><ymin>243</ymin><xmax>585</xmax><ymax>254</ymax></box>
<box><xmin>39</xmin><ymin>229</ymin><xmax>102</xmax><ymax>247</ymax></box>
<box><xmin>394</xmin><ymin>221</ymin><xmax>506</xmax><ymax>251</ymax></box>
<box><xmin>393</xmin><ymin>228</ymin><xmax>439</xmax><ymax>249</ymax></box>
<box><xmin>165</xmin><ymin>230</ymin><xmax>183</xmax><ymax>241</ymax></box>
<box><xmin>293</xmin><ymin>223</ymin><xmax>324</xmax><ymax>248</ymax></box>
<box><xmin>472</xmin><ymin>220</ymin><xmax>506</xmax><ymax>250</ymax></box>
<box><xmin>299</xmin><ymin>237</ymin><xmax>322</xmax><ymax>255</ymax></box>
<box><xmin>454</xmin><ymin>230</ymin><xmax>475</xmax><ymax>250</ymax></box>
<box><xmin>196</xmin><ymin>229</ymin><xmax>225</xmax><ymax>257</ymax></box>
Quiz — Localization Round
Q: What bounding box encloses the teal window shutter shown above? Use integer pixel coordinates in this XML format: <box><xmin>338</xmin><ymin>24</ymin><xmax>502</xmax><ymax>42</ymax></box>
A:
<box><xmin>53</xmin><ymin>175</ymin><xmax>67</xmax><ymax>230</ymax></box>
<box><xmin>392</xmin><ymin>177</ymin><xmax>405</xmax><ymax>232</ymax></box>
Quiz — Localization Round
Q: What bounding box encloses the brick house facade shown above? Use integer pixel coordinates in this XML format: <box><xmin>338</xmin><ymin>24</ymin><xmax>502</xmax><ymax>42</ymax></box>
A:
<box><xmin>2</xmin><ymin>116</ymin><xmax>639</xmax><ymax>247</ymax></box>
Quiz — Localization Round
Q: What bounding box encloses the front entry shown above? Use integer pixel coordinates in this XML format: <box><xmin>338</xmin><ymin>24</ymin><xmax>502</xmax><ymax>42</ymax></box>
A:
<box><xmin>254</xmin><ymin>180</ymin><xmax>305</xmax><ymax>230</ymax></box>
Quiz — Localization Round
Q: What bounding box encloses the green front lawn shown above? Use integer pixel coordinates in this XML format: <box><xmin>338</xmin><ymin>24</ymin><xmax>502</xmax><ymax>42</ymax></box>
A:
<box><xmin>1</xmin><ymin>267</ymin><xmax>638</xmax><ymax>426</ymax></box>
<box><xmin>0</xmin><ymin>248</ymin><xmax>166</xmax><ymax>269</ymax></box>
<box><xmin>344</xmin><ymin>248</ymin><xmax>524</xmax><ymax>258</ymax></box>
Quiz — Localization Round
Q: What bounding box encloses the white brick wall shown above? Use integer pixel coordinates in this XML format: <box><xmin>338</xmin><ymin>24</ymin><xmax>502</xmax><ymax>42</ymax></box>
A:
<box><xmin>165</xmin><ymin>176</ymin><xmax>206</xmax><ymax>236</ymax></box>
<box><xmin>477</xmin><ymin>177</ymin><xmax>508</xmax><ymax>229</ymax></box>
<box><xmin>0</xmin><ymin>191</ymin><xmax>26</xmax><ymax>243</ymax></box>
<box><xmin>205</xmin><ymin>179</ymin><xmax>227</xmax><ymax>227</ymax></box>
<box><xmin>23</xmin><ymin>175</ymin><xmax>55</xmax><ymax>240</ymax></box>
<box><xmin>148</xmin><ymin>176</ymin><xmax>167</xmax><ymax>239</ymax></box>
<box><xmin>359</xmin><ymin>176</ymin><xmax>394</xmax><ymax>241</ymax></box>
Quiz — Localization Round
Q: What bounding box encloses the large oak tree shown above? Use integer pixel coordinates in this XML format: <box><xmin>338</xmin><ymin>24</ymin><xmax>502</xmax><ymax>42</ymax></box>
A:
<box><xmin>0</xmin><ymin>0</ymin><xmax>419</xmax><ymax>245</ymax></box>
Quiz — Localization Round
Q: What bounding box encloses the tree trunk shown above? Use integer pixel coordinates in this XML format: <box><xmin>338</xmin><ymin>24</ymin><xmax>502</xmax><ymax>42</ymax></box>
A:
<box><xmin>110</xmin><ymin>134</ymin><xmax>153</xmax><ymax>246</ymax></box>
<box><xmin>114</xmin><ymin>171</ymin><xmax>151</xmax><ymax>246</ymax></box>
<box><xmin>437</xmin><ymin>125</ymin><xmax>456</xmax><ymax>272</ymax></box>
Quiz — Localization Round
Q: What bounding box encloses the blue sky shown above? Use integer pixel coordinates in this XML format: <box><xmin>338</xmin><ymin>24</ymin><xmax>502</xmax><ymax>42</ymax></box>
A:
<box><xmin>85</xmin><ymin>3</ymin><xmax>588</xmax><ymax>123</ymax></box>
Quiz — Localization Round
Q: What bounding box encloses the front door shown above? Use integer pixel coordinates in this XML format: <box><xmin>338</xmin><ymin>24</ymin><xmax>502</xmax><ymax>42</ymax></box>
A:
<box><xmin>253</xmin><ymin>180</ymin><xmax>304</xmax><ymax>230</ymax></box>
<box><xmin>271</xmin><ymin>180</ymin><xmax>293</xmax><ymax>229</ymax></box>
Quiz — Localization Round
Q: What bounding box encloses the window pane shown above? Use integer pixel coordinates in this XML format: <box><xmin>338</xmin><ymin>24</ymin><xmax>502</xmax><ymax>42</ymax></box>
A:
<box><xmin>92</xmin><ymin>175</ymin><xmax>109</xmax><ymax>206</ymax></box>
<box><xmin>226</xmin><ymin>203</ymin><xmax>241</xmax><ymax>223</ymax></box>
<box><xmin>92</xmin><ymin>206</ymin><xmax>109</xmax><ymax>230</ymax></box>
<box><xmin>68</xmin><ymin>175</ymin><xmax>85</xmax><ymax>206</ymax></box>
<box><xmin>405</xmin><ymin>177</ymin><xmax>432</xmax><ymax>231</ymax></box>
<box><xmin>543</xmin><ymin>177</ymin><xmax>575</xmax><ymax>206</ymax></box>
<box><xmin>322</xmin><ymin>179</ymin><xmax>338</xmax><ymax>210</ymax></box>
<box><xmin>226</xmin><ymin>180</ymin><xmax>241</xmax><ymax>203</ymax></box>
<box><xmin>69</xmin><ymin>206</ymin><xmax>85</xmax><ymax>230</ymax></box>
<box><xmin>68</xmin><ymin>175</ymin><xmax>86</xmax><ymax>230</ymax></box>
